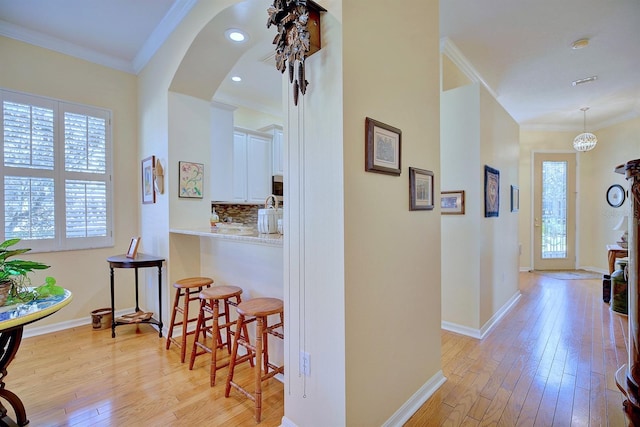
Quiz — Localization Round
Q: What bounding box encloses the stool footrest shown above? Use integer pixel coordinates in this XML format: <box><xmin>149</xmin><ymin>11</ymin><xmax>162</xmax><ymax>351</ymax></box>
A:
<box><xmin>229</xmin><ymin>381</ymin><xmax>256</xmax><ymax>402</ymax></box>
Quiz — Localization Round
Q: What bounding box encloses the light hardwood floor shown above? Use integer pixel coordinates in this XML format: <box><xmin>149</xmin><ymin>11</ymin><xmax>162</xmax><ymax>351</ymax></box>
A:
<box><xmin>3</xmin><ymin>272</ymin><xmax>628</xmax><ymax>426</ymax></box>
<box><xmin>5</xmin><ymin>322</ymin><xmax>284</xmax><ymax>426</ymax></box>
<box><xmin>406</xmin><ymin>272</ymin><xmax>628</xmax><ymax>426</ymax></box>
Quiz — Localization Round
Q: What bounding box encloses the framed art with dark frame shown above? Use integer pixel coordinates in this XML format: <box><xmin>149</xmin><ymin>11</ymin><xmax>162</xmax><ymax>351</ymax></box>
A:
<box><xmin>510</xmin><ymin>185</ymin><xmax>519</xmax><ymax>212</ymax></box>
<box><xmin>409</xmin><ymin>167</ymin><xmax>434</xmax><ymax>211</ymax></box>
<box><xmin>126</xmin><ymin>237</ymin><xmax>140</xmax><ymax>259</ymax></box>
<box><xmin>365</xmin><ymin>117</ymin><xmax>401</xmax><ymax>176</ymax></box>
<box><xmin>484</xmin><ymin>165</ymin><xmax>500</xmax><ymax>217</ymax></box>
<box><xmin>141</xmin><ymin>155</ymin><xmax>156</xmax><ymax>204</ymax></box>
<box><xmin>441</xmin><ymin>190</ymin><xmax>465</xmax><ymax>215</ymax></box>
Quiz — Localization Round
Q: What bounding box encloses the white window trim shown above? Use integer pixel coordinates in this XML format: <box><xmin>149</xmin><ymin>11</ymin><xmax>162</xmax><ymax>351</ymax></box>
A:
<box><xmin>1</xmin><ymin>88</ymin><xmax>114</xmax><ymax>253</ymax></box>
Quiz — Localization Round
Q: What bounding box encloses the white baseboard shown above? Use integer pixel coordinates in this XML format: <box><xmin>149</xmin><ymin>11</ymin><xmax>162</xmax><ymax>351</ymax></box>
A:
<box><xmin>442</xmin><ymin>291</ymin><xmax>521</xmax><ymax>340</ymax></box>
<box><xmin>382</xmin><ymin>370</ymin><xmax>447</xmax><ymax>427</ymax></box>
<box><xmin>23</xmin><ymin>307</ymin><xmax>140</xmax><ymax>338</ymax></box>
<box><xmin>280</xmin><ymin>416</ymin><xmax>297</xmax><ymax>427</ymax></box>
<box><xmin>280</xmin><ymin>371</ymin><xmax>447</xmax><ymax>427</ymax></box>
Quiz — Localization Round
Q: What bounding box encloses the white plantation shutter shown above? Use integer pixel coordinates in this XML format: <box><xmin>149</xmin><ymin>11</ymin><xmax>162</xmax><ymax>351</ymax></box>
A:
<box><xmin>1</xmin><ymin>89</ymin><xmax>113</xmax><ymax>252</ymax></box>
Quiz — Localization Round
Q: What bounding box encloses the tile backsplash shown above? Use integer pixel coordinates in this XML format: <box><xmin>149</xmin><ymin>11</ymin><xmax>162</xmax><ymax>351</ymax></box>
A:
<box><xmin>212</xmin><ymin>203</ymin><xmax>259</xmax><ymax>226</ymax></box>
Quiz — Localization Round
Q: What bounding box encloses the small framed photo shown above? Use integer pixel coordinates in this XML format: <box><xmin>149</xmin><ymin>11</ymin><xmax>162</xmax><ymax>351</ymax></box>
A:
<box><xmin>409</xmin><ymin>167</ymin><xmax>434</xmax><ymax>211</ymax></box>
<box><xmin>484</xmin><ymin>165</ymin><xmax>500</xmax><ymax>217</ymax></box>
<box><xmin>126</xmin><ymin>237</ymin><xmax>140</xmax><ymax>259</ymax></box>
<box><xmin>510</xmin><ymin>185</ymin><xmax>519</xmax><ymax>212</ymax></box>
<box><xmin>441</xmin><ymin>190</ymin><xmax>465</xmax><ymax>215</ymax></box>
<box><xmin>141</xmin><ymin>156</ymin><xmax>156</xmax><ymax>204</ymax></box>
<box><xmin>179</xmin><ymin>161</ymin><xmax>204</xmax><ymax>199</ymax></box>
<box><xmin>365</xmin><ymin>117</ymin><xmax>401</xmax><ymax>176</ymax></box>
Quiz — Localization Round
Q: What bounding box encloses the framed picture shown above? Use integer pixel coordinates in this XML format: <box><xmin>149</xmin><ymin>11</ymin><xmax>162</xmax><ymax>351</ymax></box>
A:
<box><xmin>510</xmin><ymin>185</ymin><xmax>519</xmax><ymax>212</ymax></box>
<box><xmin>179</xmin><ymin>161</ymin><xmax>204</xmax><ymax>199</ymax></box>
<box><xmin>484</xmin><ymin>165</ymin><xmax>500</xmax><ymax>217</ymax></box>
<box><xmin>141</xmin><ymin>155</ymin><xmax>156</xmax><ymax>204</ymax></box>
<box><xmin>126</xmin><ymin>237</ymin><xmax>140</xmax><ymax>259</ymax></box>
<box><xmin>365</xmin><ymin>117</ymin><xmax>401</xmax><ymax>176</ymax></box>
<box><xmin>409</xmin><ymin>167</ymin><xmax>434</xmax><ymax>210</ymax></box>
<box><xmin>606</xmin><ymin>184</ymin><xmax>625</xmax><ymax>208</ymax></box>
<box><xmin>441</xmin><ymin>190</ymin><xmax>465</xmax><ymax>215</ymax></box>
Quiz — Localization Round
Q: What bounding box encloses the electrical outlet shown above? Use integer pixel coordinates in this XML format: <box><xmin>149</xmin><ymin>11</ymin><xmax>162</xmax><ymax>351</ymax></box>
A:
<box><xmin>299</xmin><ymin>351</ymin><xmax>310</xmax><ymax>376</ymax></box>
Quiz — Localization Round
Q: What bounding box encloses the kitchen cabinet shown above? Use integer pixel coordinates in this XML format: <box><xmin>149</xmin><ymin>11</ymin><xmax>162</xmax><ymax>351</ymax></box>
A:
<box><xmin>232</xmin><ymin>128</ymin><xmax>272</xmax><ymax>203</ymax></box>
<box><xmin>259</xmin><ymin>125</ymin><xmax>284</xmax><ymax>176</ymax></box>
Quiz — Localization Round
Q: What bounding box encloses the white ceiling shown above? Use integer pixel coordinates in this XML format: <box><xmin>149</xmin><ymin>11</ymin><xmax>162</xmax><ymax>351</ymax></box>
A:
<box><xmin>1</xmin><ymin>0</ymin><xmax>638</xmax><ymax>131</ymax></box>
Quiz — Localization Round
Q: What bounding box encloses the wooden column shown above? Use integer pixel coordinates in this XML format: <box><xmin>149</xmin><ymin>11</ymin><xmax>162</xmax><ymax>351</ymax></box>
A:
<box><xmin>616</xmin><ymin>159</ymin><xmax>640</xmax><ymax>425</ymax></box>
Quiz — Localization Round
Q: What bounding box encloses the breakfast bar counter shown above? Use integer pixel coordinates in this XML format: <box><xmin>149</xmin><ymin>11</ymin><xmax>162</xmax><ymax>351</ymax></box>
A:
<box><xmin>169</xmin><ymin>227</ymin><xmax>283</xmax><ymax>247</ymax></box>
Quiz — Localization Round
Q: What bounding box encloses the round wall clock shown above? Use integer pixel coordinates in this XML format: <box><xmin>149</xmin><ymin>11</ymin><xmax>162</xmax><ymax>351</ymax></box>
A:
<box><xmin>606</xmin><ymin>184</ymin><xmax>625</xmax><ymax>207</ymax></box>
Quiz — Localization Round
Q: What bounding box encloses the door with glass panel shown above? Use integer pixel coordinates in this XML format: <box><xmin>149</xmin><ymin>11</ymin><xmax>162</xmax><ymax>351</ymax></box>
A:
<box><xmin>533</xmin><ymin>152</ymin><xmax>576</xmax><ymax>270</ymax></box>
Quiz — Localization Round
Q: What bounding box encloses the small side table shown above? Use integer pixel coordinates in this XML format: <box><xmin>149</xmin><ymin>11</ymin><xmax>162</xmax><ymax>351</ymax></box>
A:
<box><xmin>607</xmin><ymin>244</ymin><xmax>628</xmax><ymax>274</ymax></box>
<box><xmin>107</xmin><ymin>253</ymin><xmax>165</xmax><ymax>338</ymax></box>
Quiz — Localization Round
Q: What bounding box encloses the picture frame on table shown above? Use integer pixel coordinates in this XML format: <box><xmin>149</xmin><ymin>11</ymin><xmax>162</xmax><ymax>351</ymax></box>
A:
<box><xmin>484</xmin><ymin>165</ymin><xmax>500</xmax><ymax>217</ymax></box>
<box><xmin>441</xmin><ymin>190</ymin><xmax>465</xmax><ymax>215</ymax></box>
<box><xmin>510</xmin><ymin>185</ymin><xmax>519</xmax><ymax>212</ymax></box>
<box><xmin>409</xmin><ymin>167</ymin><xmax>434</xmax><ymax>211</ymax></box>
<box><xmin>141</xmin><ymin>155</ymin><xmax>156</xmax><ymax>204</ymax></box>
<box><xmin>178</xmin><ymin>161</ymin><xmax>204</xmax><ymax>199</ymax></box>
<box><xmin>126</xmin><ymin>237</ymin><xmax>140</xmax><ymax>259</ymax></box>
<box><xmin>365</xmin><ymin>117</ymin><xmax>401</xmax><ymax>176</ymax></box>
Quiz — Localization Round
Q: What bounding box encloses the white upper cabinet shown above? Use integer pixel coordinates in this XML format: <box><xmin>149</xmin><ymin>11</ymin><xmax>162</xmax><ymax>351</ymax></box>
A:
<box><xmin>232</xmin><ymin>128</ymin><xmax>272</xmax><ymax>203</ymax></box>
<box><xmin>259</xmin><ymin>124</ymin><xmax>284</xmax><ymax>176</ymax></box>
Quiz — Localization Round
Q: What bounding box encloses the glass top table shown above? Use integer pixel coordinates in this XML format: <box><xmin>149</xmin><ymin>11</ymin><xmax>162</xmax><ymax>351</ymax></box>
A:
<box><xmin>0</xmin><ymin>289</ymin><xmax>72</xmax><ymax>426</ymax></box>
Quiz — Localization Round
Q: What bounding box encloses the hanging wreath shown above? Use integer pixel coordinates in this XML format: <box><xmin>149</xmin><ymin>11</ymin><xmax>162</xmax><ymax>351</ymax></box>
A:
<box><xmin>267</xmin><ymin>0</ymin><xmax>314</xmax><ymax>105</ymax></box>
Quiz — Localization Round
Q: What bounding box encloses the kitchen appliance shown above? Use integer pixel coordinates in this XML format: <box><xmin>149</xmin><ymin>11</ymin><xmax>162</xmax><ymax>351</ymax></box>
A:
<box><xmin>272</xmin><ymin>175</ymin><xmax>283</xmax><ymax>203</ymax></box>
<box><xmin>257</xmin><ymin>195</ymin><xmax>282</xmax><ymax>234</ymax></box>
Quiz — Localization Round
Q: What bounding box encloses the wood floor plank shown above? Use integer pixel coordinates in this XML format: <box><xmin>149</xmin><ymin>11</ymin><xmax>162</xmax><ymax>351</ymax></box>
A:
<box><xmin>2</xmin><ymin>271</ymin><xmax>629</xmax><ymax>426</ymax></box>
<box><xmin>408</xmin><ymin>273</ymin><xmax>628</xmax><ymax>427</ymax></box>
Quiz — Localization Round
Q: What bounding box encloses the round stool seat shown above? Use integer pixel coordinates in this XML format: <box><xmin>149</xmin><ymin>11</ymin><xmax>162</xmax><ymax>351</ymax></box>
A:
<box><xmin>174</xmin><ymin>277</ymin><xmax>213</xmax><ymax>289</ymax></box>
<box><xmin>237</xmin><ymin>297</ymin><xmax>283</xmax><ymax>317</ymax></box>
<box><xmin>199</xmin><ymin>285</ymin><xmax>243</xmax><ymax>300</ymax></box>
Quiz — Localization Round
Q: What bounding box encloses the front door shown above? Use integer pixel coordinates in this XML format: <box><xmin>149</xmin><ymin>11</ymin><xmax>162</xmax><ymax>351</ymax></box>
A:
<box><xmin>533</xmin><ymin>152</ymin><xmax>577</xmax><ymax>270</ymax></box>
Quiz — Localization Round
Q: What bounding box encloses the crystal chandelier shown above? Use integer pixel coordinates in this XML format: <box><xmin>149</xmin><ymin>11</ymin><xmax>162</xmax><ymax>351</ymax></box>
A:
<box><xmin>573</xmin><ymin>107</ymin><xmax>597</xmax><ymax>151</ymax></box>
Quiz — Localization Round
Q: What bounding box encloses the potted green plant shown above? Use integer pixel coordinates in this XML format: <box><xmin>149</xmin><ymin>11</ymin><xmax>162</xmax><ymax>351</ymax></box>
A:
<box><xmin>0</xmin><ymin>238</ymin><xmax>63</xmax><ymax>306</ymax></box>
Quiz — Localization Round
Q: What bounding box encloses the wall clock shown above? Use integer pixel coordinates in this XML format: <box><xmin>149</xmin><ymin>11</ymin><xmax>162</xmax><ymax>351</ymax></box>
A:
<box><xmin>606</xmin><ymin>184</ymin><xmax>626</xmax><ymax>207</ymax></box>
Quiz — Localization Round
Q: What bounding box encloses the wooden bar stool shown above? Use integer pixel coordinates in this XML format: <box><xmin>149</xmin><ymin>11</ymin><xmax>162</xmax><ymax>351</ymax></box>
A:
<box><xmin>189</xmin><ymin>285</ymin><xmax>252</xmax><ymax>386</ymax></box>
<box><xmin>225</xmin><ymin>297</ymin><xmax>284</xmax><ymax>423</ymax></box>
<box><xmin>165</xmin><ymin>277</ymin><xmax>213</xmax><ymax>362</ymax></box>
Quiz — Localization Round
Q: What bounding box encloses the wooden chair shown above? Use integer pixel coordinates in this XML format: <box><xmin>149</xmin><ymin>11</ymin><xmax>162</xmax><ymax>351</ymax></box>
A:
<box><xmin>189</xmin><ymin>285</ymin><xmax>251</xmax><ymax>386</ymax></box>
<box><xmin>165</xmin><ymin>277</ymin><xmax>213</xmax><ymax>363</ymax></box>
<box><xmin>225</xmin><ymin>297</ymin><xmax>284</xmax><ymax>423</ymax></box>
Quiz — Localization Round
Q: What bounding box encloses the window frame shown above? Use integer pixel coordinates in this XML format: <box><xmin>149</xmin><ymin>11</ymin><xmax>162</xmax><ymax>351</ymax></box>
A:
<box><xmin>1</xmin><ymin>88</ymin><xmax>114</xmax><ymax>253</ymax></box>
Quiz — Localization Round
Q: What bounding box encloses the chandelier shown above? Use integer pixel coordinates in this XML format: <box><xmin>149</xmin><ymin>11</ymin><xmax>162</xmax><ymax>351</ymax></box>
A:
<box><xmin>573</xmin><ymin>107</ymin><xmax>597</xmax><ymax>152</ymax></box>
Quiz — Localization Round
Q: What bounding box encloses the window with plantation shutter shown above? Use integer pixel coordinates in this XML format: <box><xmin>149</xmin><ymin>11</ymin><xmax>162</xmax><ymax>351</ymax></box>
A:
<box><xmin>1</xmin><ymin>89</ymin><xmax>113</xmax><ymax>252</ymax></box>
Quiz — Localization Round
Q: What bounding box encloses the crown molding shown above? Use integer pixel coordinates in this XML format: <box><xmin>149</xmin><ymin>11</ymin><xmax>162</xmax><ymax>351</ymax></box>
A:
<box><xmin>440</xmin><ymin>37</ymin><xmax>498</xmax><ymax>100</ymax></box>
<box><xmin>0</xmin><ymin>19</ymin><xmax>133</xmax><ymax>73</ymax></box>
<box><xmin>132</xmin><ymin>0</ymin><xmax>197</xmax><ymax>74</ymax></box>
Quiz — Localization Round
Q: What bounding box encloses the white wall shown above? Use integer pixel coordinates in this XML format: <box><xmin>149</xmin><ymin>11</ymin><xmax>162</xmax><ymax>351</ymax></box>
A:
<box><xmin>478</xmin><ymin>87</ymin><xmax>520</xmax><ymax>327</ymax></box>
<box><xmin>441</xmin><ymin>84</ymin><xmax>481</xmax><ymax>329</ymax></box>
<box><xmin>440</xmin><ymin>82</ymin><xmax>520</xmax><ymax>335</ymax></box>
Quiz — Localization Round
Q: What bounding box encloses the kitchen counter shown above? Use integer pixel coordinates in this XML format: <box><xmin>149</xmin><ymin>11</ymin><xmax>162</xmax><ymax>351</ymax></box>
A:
<box><xmin>169</xmin><ymin>227</ymin><xmax>283</xmax><ymax>246</ymax></box>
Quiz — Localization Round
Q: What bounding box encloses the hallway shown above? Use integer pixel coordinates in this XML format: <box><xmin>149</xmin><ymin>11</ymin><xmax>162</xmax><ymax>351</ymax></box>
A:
<box><xmin>407</xmin><ymin>272</ymin><xmax>627</xmax><ymax>426</ymax></box>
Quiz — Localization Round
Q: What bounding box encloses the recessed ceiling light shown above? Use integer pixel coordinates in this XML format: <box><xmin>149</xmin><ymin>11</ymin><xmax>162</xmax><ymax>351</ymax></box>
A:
<box><xmin>571</xmin><ymin>38</ymin><xmax>590</xmax><ymax>49</ymax></box>
<box><xmin>231</xmin><ymin>76</ymin><xmax>242</xmax><ymax>82</ymax></box>
<box><xmin>225</xmin><ymin>29</ymin><xmax>247</xmax><ymax>43</ymax></box>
